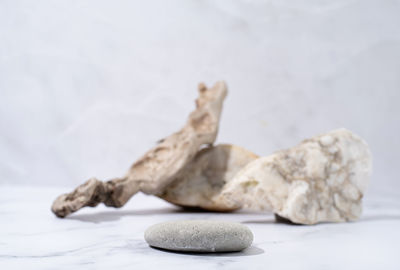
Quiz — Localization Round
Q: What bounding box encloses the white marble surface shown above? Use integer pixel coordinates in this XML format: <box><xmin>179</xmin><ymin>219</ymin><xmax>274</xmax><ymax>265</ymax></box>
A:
<box><xmin>1</xmin><ymin>186</ymin><xmax>399</xmax><ymax>269</ymax></box>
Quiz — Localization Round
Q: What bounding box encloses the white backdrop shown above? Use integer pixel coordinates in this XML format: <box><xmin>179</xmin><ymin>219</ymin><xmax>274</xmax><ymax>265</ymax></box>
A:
<box><xmin>0</xmin><ymin>0</ymin><xmax>399</xmax><ymax>192</ymax></box>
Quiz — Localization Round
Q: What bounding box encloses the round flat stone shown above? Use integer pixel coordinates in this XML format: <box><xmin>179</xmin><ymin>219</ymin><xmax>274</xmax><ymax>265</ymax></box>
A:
<box><xmin>144</xmin><ymin>220</ymin><xmax>253</xmax><ymax>252</ymax></box>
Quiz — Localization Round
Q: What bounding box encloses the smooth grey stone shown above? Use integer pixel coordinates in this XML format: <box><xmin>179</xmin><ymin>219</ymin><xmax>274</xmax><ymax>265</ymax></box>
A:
<box><xmin>144</xmin><ymin>220</ymin><xmax>253</xmax><ymax>252</ymax></box>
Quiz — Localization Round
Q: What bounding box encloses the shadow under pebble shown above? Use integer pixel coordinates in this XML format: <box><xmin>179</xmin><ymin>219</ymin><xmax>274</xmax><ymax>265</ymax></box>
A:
<box><xmin>150</xmin><ymin>245</ymin><xmax>264</xmax><ymax>257</ymax></box>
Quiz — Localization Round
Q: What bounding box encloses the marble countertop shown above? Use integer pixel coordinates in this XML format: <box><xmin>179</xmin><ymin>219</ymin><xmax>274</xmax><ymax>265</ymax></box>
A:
<box><xmin>1</xmin><ymin>186</ymin><xmax>399</xmax><ymax>270</ymax></box>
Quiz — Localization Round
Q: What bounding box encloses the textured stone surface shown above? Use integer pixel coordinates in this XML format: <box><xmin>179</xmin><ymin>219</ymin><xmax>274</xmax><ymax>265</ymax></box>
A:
<box><xmin>216</xmin><ymin>129</ymin><xmax>372</xmax><ymax>224</ymax></box>
<box><xmin>144</xmin><ymin>220</ymin><xmax>253</xmax><ymax>252</ymax></box>
<box><xmin>158</xmin><ymin>144</ymin><xmax>259</xmax><ymax>211</ymax></box>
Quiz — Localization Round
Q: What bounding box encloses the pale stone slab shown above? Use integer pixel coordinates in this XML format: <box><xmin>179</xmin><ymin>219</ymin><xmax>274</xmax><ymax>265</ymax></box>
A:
<box><xmin>216</xmin><ymin>128</ymin><xmax>372</xmax><ymax>225</ymax></box>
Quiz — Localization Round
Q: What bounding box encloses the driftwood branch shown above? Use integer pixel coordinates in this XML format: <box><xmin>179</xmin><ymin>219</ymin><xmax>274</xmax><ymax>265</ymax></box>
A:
<box><xmin>51</xmin><ymin>81</ymin><xmax>227</xmax><ymax>217</ymax></box>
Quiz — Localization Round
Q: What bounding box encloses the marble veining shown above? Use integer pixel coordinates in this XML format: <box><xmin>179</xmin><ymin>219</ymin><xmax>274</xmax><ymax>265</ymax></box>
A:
<box><xmin>0</xmin><ymin>186</ymin><xmax>399</xmax><ymax>269</ymax></box>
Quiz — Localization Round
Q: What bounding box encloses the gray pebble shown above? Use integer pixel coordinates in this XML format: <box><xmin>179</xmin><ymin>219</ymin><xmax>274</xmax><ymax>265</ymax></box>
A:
<box><xmin>144</xmin><ymin>220</ymin><xmax>253</xmax><ymax>252</ymax></box>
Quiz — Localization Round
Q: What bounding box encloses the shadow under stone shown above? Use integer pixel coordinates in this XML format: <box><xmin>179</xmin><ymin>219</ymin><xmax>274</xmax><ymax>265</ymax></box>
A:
<box><xmin>149</xmin><ymin>245</ymin><xmax>265</xmax><ymax>257</ymax></box>
<box><xmin>242</xmin><ymin>214</ymin><xmax>303</xmax><ymax>226</ymax></box>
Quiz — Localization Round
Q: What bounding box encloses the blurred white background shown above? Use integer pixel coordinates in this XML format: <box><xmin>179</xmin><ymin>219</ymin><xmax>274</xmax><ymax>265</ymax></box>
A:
<box><xmin>0</xmin><ymin>0</ymin><xmax>399</xmax><ymax>193</ymax></box>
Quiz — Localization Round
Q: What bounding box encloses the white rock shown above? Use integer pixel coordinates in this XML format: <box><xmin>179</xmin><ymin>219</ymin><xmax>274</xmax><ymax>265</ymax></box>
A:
<box><xmin>144</xmin><ymin>220</ymin><xmax>253</xmax><ymax>252</ymax></box>
<box><xmin>216</xmin><ymin>129</ymin><xmax>372</xmax><ymax>224</ymax></box>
